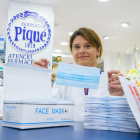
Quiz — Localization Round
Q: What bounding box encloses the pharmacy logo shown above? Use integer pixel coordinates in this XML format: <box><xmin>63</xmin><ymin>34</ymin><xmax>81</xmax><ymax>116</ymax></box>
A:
<box><xmin>7</xmin><ymin>11</ymin><xmax>51</xmax><ymax>54</ymax></box>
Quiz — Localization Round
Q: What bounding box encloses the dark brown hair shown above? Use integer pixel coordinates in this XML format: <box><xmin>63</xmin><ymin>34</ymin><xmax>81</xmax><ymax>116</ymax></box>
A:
<box><xmin>69</xmin><ymin>27</ymin><xmax>103</xmax><ymax>59</ymax></box>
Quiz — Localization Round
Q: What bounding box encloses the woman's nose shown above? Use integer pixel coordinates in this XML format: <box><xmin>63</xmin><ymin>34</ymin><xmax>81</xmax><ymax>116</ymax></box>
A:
<box><xmin>79</xmin><ymin>46</ymin><xmax>85</xmax><ymax>53</ymax></box>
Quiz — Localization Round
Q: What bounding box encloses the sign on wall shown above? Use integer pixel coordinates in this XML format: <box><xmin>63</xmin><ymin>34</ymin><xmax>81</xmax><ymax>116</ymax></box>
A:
<box><xmin>6</xmin><ymin>8</ymin><xmax>54</xmax><ymax>69</ymax></box>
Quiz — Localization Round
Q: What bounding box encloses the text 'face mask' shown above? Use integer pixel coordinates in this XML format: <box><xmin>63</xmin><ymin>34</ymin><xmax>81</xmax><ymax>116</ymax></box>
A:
<box><xmin>56</xmin><ymin>63</ymin><xmax>101</xmax><ymax>89</ymax></box>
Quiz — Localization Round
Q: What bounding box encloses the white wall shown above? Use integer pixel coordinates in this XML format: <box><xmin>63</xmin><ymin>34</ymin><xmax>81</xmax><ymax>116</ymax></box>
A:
<box><xmin>129</xmin><ymin>52</ymin><xmax>140</xmax><ymax>70</ymax></box>
<box><xmin>120</xmin><ymin>55</ymin><xmax>130</xmax><ymax>77</ymax></box>
<box><xmin>102</xmin><ymin>53</ymin><xmax>118</xmax><ymax>72</ymax></box>
<box><xmin>129</xmin><ymin>53</ymin><xmax>134</xmax><ymax>70</ymax></box>
<box><xmin>103</xmin><ymin>52</ymin><xmax>140</xmax><ymax>78</ymax></box>
<box><xmin>52</xmin><ymin>53</ymin><xmax>73</xmax><ymax>58</ymax></box>
<box><xmin>102</xmin><ymin>53</ymin><xmax>130</xmax><ymax>77</ymax></box>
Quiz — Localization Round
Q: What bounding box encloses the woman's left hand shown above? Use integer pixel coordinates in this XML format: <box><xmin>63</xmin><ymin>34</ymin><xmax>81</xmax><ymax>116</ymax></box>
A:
<box><xmin>107</xmin><ymin>70</ymin><xmax>124</xmax><ymax>96</ymax></box>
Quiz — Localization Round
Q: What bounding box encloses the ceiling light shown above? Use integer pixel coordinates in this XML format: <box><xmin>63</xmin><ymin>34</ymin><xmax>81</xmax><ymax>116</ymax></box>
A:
<box><xmin>136</xmin><ymin>48</ymin><xmax>138</xmax><ymax>50</ymax></box>
<box><xmin>68</xmin><ymin>32</ymin><xmax>74</xmax><ymax>35</ymax></box>
<box><xmin>121</xmin><ymin>22</ymin><xmax>129</xmax><ymax>27</ymax></box>
<box><xmin>103</xmin><ymin>36</ymin><xmax>110</xmax><ymax>39</ymax></box>
<box><xmin>127</xmin><ymin>51</ymin><xmax>129</xmax><ymax>53</ymax></box>
<box><xmin>99</xmin><ymin>0</ymin><xmax>109</xmax><ymax>1</ymax></box>
<box><xmin>54</xmin><ymin>50</ymin><xmax>61</xmax><ymax>52</ymax></box>
<box><xmin>60</xmin><ymin>42</ymin><xmax>68</xmax><ymax>45</ymax></box>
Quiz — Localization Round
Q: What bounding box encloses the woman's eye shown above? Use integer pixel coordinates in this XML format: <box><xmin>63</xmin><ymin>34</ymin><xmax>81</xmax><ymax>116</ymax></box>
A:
<box><xmin>74</xmin><ymin>46</ymin><xmax>80</xmax><ymax>49</ymax></box>
<box><xmin>85</xmin><ymin>45</ymin><xmax>91</xmax><ymax>48</ymax></box>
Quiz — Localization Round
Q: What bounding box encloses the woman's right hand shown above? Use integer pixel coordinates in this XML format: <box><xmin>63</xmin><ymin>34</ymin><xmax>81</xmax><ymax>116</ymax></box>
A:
<box><xmin>32</xmin><ymin>58</ymin><xmax>49</xmax><ymax>69</ymax></box>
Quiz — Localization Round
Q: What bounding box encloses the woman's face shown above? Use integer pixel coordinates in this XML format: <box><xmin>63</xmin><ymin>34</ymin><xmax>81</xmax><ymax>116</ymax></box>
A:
<box><xmin>72</xmin><ymin>35</ymin><xmax>100</xmax><ymax>67</ymax></box>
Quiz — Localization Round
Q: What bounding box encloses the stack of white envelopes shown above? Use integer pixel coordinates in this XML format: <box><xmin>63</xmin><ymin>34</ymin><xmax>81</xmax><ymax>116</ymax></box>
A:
<box><xmin>83</xmin><ymin>96</ymin><xmax>140</xmax><ymax>133</ymax></box>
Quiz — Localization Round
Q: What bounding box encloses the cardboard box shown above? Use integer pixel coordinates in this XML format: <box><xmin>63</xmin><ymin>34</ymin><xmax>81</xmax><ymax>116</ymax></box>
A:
<box><xmin>2</xmin><ymin>99</ymin><xmax>74</xmax><ymax>129</ymax></box>
<box><xmin>2</xmin><ymin>63</ymin><xmax>74</xmax><ymax>129</ymax></box>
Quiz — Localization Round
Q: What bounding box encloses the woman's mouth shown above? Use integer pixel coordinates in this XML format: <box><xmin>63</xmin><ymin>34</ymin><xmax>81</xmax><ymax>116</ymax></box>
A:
<box><xmin>78</xmin><ymin>56</ymin><xmax>88</xmax><ymax>59</ymax></box>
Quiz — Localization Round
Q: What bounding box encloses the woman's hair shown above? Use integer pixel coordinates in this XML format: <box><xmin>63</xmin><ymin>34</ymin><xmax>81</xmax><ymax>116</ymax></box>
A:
<box><xmin>69</xmin><ymin>27</ymin><xmax>103</xmax><ymax>59</ymax></box>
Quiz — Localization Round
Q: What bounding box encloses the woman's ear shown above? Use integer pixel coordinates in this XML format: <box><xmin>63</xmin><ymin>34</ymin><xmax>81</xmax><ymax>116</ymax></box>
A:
<box><xmin>71</xmin><ymin>49</ymin><xmax>73</xmax><ymax>55</ymax></box>
<box><xmin>97</xmin><ymin>46</ymin><xmax>101</xmax><ymax>56</ymax></box>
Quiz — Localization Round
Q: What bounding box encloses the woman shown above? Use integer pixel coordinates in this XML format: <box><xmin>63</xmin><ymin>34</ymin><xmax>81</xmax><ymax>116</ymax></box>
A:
<box><xmin>33</xmin><ymin>27</ymin><xmax>124</xmax><ymax>121</ymax></box>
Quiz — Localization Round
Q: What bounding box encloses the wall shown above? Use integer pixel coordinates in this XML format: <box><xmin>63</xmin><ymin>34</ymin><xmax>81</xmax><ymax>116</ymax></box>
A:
<box><xmin>102</xmin><ymin>53</ymin><xmax>130</xmax><ymax>77</ymax></box>
<box><xmin>137</xmin><ymin>52</ymin><xmax>140</xmax><ymax>64</ymax></box>
<box><xmin>129</xmin><ymin>53</ymin><xmax>134</xmax><ymax>70</ymax></box>
<box><xmin>120</xmin><ymin>55</ymin><xmax>130</xmax><ymax>77</ymax></box>
<box><xmin>103</xmin><ymin>52</ymin><xmax>140</xmax><ymax>78</ymax></box>
<box><xmin>103</xmin><ymin>53</ymin><xmax>118</xmax><ymax>72</ymax></box>
<box><xmin>129</xmin><ymin>52</ymin><xmax>140</xmax><ymax>70</ymax></box>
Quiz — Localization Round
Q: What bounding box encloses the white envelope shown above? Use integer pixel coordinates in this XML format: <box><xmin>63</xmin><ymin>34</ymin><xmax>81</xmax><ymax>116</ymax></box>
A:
<box><xmin>3</xmin><ymin>62</ymin><xmax>52</xmax><ymax>100</ymax></box>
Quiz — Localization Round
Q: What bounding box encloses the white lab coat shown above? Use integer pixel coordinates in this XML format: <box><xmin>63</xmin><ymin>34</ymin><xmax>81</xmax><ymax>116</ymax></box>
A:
<box><xmin>52</xmin><ymin>72</ymin><xmax>110</xmax><ymax>121</ymax></box>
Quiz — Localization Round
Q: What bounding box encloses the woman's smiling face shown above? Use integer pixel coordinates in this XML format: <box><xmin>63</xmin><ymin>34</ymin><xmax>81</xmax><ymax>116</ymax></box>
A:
<box><xmin>72</xmin><ymin>35</ymin><xmax>100</xmax><ymax>67</ymax></box>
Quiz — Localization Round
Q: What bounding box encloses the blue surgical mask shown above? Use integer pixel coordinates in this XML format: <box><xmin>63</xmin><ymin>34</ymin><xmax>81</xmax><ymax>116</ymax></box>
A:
<box><xmin>56</xmin><ymin>63</ymin><xmax>100</xmax><ymax>89</ymax></box>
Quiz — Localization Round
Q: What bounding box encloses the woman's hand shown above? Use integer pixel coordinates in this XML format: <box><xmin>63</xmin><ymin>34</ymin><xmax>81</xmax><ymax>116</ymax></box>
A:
<box><xmin>32</xmin><ymin>58</ymin><xmax>49</xmax><ymax>69</ymax></box>
<box><xmin>107</xmin><ymin>70</ymin><xmax>124</xmax><ymax>96</ymax></box>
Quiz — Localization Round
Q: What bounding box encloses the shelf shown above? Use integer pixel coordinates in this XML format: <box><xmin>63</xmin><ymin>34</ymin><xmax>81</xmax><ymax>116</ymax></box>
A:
<box><xmin>0</xmin><ymin>50</ymin><xmax>5</xmax><ymax>53</ymax></box>
<box><xmin>52</xmin><ymin>61</ymin><xmax>57</xmax><ymax>65</ymax></box>
<box><xmin>52</xmin><ymin>60</ymin><xmax>62</xmax><ymax>66</ymax></box>
<box><xmin>52</xmin><ymin>60</ymin><xmax>62</xmax><ymax>62</ymax></box>
<box><xmin>0</xmin><ymin>67</ymin><xmax>3</xmax><ymax>72</ymax></box>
